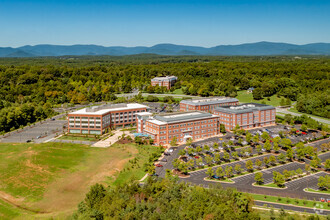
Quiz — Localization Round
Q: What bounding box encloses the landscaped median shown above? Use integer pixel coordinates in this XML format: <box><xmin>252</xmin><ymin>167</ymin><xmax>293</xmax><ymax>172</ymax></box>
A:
<box><xmin>250</xmin><ymin>193</ymin><xmax>330</xmax><ymax>211</ymax></box>
<box><xmin>304</xmin><ymin>188</ymin><xmax>330</xmax><ymax>195</ymax></box>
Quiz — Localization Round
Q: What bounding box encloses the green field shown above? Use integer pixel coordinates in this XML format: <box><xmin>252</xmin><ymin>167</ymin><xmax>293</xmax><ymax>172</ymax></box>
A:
<box><xmin>172</xmin><ymin>88</ymin><xmax>184</xmax><ymax>95</ymax></box>
<box><xmin>236</xmin><ymin>90</ymin><xmax>282</xmax><ymax>106</ymax></box>
<box><xmin>0</xmin><ymin>142</ymin><xmax>159</xmax><ymax>219</ymax></box>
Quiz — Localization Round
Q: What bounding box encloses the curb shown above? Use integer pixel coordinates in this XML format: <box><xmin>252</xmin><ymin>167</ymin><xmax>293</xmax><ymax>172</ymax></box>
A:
<box><xmin>203</xmin><ymin>177</ymin><xmax>235</xmax><ymax>184</ymax></box>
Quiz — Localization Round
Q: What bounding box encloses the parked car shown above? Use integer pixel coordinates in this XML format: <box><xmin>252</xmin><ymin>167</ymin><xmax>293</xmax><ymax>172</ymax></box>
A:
<box><xmin>212</xmin><ymin>175</ymin><xmax>220</xmax><ymax>179</ymax></box>
<box><xmin>36</xmin><ymin>136</ymin><xmax>41</xmax><ymax>139</ymax></box>
<box><xmin>320</xmin><ymin>198</ymin><xmax>326</xmax><ymax>202</ymax></box>
<box><xmin>26</xmin><ymin>140</ymin><xmax>32</xmax><ymax>143</ymax></box>
<box><xmin>194</xmin><ymin>156</ymin><xmax>200</xmax><ymax>159</ymax></box>
<box><xmin>161</xmin><ymin>158</ymin><xmax>167</xmax><ymax>162</ymax></box>
<box><xmin>164</xmin><ymin>152</ymin><xmax>170</xmax><ymax>156</ymax></box>
<box><xmin>155</xmin><ymin>164</ymin><xmax>163</xmax><ymax>167</ymax></box>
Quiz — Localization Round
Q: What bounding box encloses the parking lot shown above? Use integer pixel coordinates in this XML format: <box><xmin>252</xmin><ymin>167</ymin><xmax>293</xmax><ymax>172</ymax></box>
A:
<box><xmin>0</xmin><ymin>116</ymin><xmax>67</xmax><ymax>143</ymax></box>
<box><xmin>285</xmin><ymin>172</ymin><xmax>326</xmax><ymax>190</ymax></box>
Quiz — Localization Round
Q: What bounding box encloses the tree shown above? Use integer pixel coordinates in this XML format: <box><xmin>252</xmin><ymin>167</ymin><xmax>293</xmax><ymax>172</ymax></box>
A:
<box><xmin>234</xmin><ymin>164</ymin><xmax>242</xmax><ymax>174</ymax></box>
<box><xmin>295</xmin><ymin>142</ymin><xmax>305</xmax><ymax>160</ymax></box>
<box><xmin>269</xmin><ymin>155</ymin><xmax>277</xmax><ymax>165</ymax></box>
<box><xmin>170</xmin><ymin>136</ymin><xmax>177</xmax><ymax>147</ymax></box>
<box><xmin>264</xmin><ymin>140</ymin><xmax>272</xmax><ymax>152</ymax></box>
<box><xmin>283</xmin><ymin>170</ymin><xmax>291</xmax><ymax>180</ymax></box>
<box><xmin>179</xmin><ymin>149</ymin><xmax>186</xmax><ymax>156</ymax></box>
<box><xmin>273</xmin><ymin>171</ymin><xmax>285</xmax><ymax>187</ymax></box>
<box><xmin>225</xmin><ymin>166</ymin><xmax>233</xmax><ymax>178</ymax></box>
<box><xmin>254</xmin><ymin>172</ymin><xmax>264</xmax><ymax>185</ymax></box>
<box><xmin>325</xmin><ymin>159</ymin><xmax>330</xmax><ymax>171</ymax></box>
<box><xmin>311</xmin><ymin>157</ymin><xmax>321</xmax><ymax>170</ymax></box>
<box><xmin>206</xmin><ymin>167</ymin><xmax>214</xmax><ymax>179</ymax></box>
<box><xmin>214</xmin><ymin>153</ymin><xmax>221</xmax><ymax>164</ymax></box>
<box><xmin>196</xmin><ymin>146</ymin><xmax>202</xmax><ymax>154</ymax></box>
<box><xmin>186</xmin><ymin>138</ymin><xmax>193</xmax><ymax>146</ymax></box>
<box><xmin>261</xmin><ymin>132</ymin><xmax>270</xmax><ymax>141</ymax></box>
<box><xmin>280</xmin><ymin>98</ymin><xmax>286</xmax><ymax>107</ymax></box>
<box><xmin>220</xmin><ymin>124</ymin><xmax>226</xmax><ymax>133</ymax></box>
<box><xmin>205</xmin><ymin>155</ymin><xmax>213</xmax><ymax>165</ymax></box>
<box><xmin>253</xmin><ymin>87</ymin><xmax>263</xmax><ymax>100</ymax></box>
<box><xmin>255</xmin><ymin>159</ymin><xmax>262</xmax><ymax>169</ymax></box>
<box><xmin>317</xmin><ymin>176</ymin><xmax>329</xmax><ymax>191</ymax></box>
<box><xmin>187</xmin><ymin>159</ymin><xmax>195</xmax><ymax>170</ymax></box>
<box><xmin>273</xmin><ymin>142</ymin><xmax>280</xmax><ymax>153</ymax></box>
<box><xmin>223</xmin><ymin>152</ymin><xmax>230</xmax><ymax>161</ymax></box>
<box><xmin>256</xmin><ymin>145</ymin><xmax>262</xmax><ymax>154</ymax></box>
<box><xmin>216</xmin><ymin>167</ymin><xmax>225</xmax><ymax>179</ymax></box>
<box><xmin>300</xmin><ymin>124</ymin><xmax>308</xmax><ymax>132</ymax></box>
<box><xmin>246</xmin><ymin>132</ymin><xmax>252</xmax><ymax>143</ymax></box>
<box><xmin>253</xmin><ymin>134</ymin><xmax>260</xmax><ymax>143</ymax></box>
<box><xmin>228</xmin><ymin>140</ymin><xmax>234</xmax><ymax>146</ymax></box>
<box><xmin>263</xmin><ymin>157</ymin><xmax>270</xmax><ymax>167</ymax></box>
<box><xmin>204</xmin><ymin>145</ymin><xmax>210</xmax><ymax>151</ymax></box>
<box><xmin>245</xmin><ymin>160</ymin><xmax>254</xmax><ymax>172</ymax></box>
<box><xmin>296</xmin><ymin>168</ymin><xmax>303</xmax><ymax>177</ymax></box>
<box><xmin>233</xmin><ymin>124</ymin><xmax>241</xmax><ymax>135</ymax></box>
<box><xmin>232</xmin><ymin>151</ymin><xmax>238</xmax><ymax>160</ymax></box>
<box><xmin>278</xmin><ymin>153</ymin><xmax>286</xmax><ymax>164</ymax></box>
<box><xmin>286</xmin><ymin>147</ymin><xmax>294</xmax><ymax>161</ymax></box>
<box><xmin>213</xmin><ymin>142</ymin><xmax>219</xmax><ymax>150</ymax></box>
<box><xmin>85</xmin><ymin>183</ymin><xmax>106</xmax><ymax>209</ymax></box>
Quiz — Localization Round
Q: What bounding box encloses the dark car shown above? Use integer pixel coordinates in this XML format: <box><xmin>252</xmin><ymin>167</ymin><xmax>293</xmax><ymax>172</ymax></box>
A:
<box><xmin>26</xmin><ymin>140</ymin><xmax>32</xmax><ymax>143</ymax></box>
<box><xmin>212</xmin><ymin>175</ymin><xmax>220</xmax><ymax>179</ymax></box>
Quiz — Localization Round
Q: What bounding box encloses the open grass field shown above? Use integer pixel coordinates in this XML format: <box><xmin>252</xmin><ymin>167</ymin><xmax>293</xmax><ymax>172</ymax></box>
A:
<box><xmin>0</xmin><ymin>142</ymin><xmax>159</xmax><ymax>219</ymax></box>
<box><xmin>305</xmin><ymin>188</ymin><xmax>330</xmax><ymax>194</ymax></box>
<box><xmin>58</xmin><ymin>134</ymin><xmax>99</xmax><ymax>141</ymax></box>
<box><xmin>236</xmin><ymin>90</ymin><xmax>282</xmax><ymax>106</ymax></box>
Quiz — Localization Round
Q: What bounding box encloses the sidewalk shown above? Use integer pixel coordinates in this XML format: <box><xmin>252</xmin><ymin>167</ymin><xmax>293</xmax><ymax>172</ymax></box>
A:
<box><xmin>91</xmin><ymin>130</ymin><xmax>127</xmax><ymax>148</ymax></box>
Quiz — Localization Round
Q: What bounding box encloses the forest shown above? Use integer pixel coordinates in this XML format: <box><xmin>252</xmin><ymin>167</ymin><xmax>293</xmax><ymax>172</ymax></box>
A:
<box><xmin>0</xmin><ymin>55</ymin><xmax>329</xmax><ymax>133</ymax></box>
<box><xmin>73</xmin><ymin>177</ymin><xmax>258</xmax><ymax>220</ymax></box>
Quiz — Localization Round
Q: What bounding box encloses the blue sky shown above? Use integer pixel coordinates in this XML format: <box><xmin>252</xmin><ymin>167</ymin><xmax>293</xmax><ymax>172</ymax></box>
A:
<box><xmin>0</xmin><ymin>0</ymin><xmax>329</xmax><ymax>47</ymax></box>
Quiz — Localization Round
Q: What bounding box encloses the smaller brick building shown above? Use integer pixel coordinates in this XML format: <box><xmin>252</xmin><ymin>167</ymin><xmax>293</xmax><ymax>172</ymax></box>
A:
<box><xmin>180</xmin><ymin>97</ymin><xmax>239</xmax><ymax>113</ymax></box>
<box><xmin>139</xmin><ymin>111</ymin><xmax>219</xmax><ymax>145</ymax></box>
<box><xmin>214</xmin><ymin>103</ymin><xmax>276</xmax><ymax>130</ymax></box>
<box><xmin>151</xmin><ymin>76</ymin><xmax>177</xmax><ymax>89</ymax></box>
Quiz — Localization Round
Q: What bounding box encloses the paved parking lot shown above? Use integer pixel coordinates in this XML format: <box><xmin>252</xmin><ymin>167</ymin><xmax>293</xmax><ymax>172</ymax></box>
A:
<box><xmin>0</xmin><ymin>116</ymin><xmax>66</xmax><ymax>143</ymax></box>
<box><xmin>285</xmin><ymin>172</ymin><xmax>326</xmax><ymax>190</ymax></box>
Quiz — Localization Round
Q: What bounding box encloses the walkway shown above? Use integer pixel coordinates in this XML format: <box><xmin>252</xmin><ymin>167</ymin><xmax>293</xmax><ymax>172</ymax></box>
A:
<box><xmin>91</xmin><ymin>130</ymin><xmax>128</xmax><ymax>148</ymax></box>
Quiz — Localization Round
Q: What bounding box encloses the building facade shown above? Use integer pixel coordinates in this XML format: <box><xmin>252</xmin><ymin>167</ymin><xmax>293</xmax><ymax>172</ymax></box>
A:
<box><xmin>180</xmin><ymin>97</ymin><xmax>239</xmax><ymax>113</ymax></box>
<box><xmin>68</xmin><ymin>103</ymin><xmax>149</xmax><ymax>135</ymax></box>
<box><xmin>151</xmin><ymin>76</ymin><xmax>178</xmax><ymax>89</ymax></box>
<box><xmin>214</xmin><ymin>103</ymin><xmax>276</xmax><ymax>130</ymax></box>
<box><xmin>140</xmin><ymin>111</ymin><xmax>219</xmax><ymax>145</ymax></box>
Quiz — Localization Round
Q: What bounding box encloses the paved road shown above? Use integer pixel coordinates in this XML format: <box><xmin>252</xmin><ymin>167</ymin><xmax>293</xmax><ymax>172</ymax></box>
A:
<box><xmin>276</xmin><ymin>107</ymin><xmax>330</xmax><ymax>125</ymax></box>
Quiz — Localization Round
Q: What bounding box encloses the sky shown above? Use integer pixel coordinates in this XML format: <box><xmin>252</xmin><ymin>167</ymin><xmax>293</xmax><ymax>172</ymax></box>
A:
<box><xmin>0</xmin><ymin>0</ymin><xmax>329</xmax><ymax>47</ymax></box>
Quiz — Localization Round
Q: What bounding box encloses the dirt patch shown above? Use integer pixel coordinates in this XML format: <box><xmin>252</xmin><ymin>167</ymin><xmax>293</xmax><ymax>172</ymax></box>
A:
<box><xmin>117</xmin><ymin>138</ymin><xmax>134</xmax><ymax>144</ymax></box>
<box><xmin>172</xmin><ymin>170</ymin><xmax>190</xmax><ymax>177</ymax></box>
<box><xmin>0</xmin><ymin>191</ymin><xmax>24</xmax><ymax>204</ymax></box>
<box><xmin>30</xmin><ymin>147</ymin><xmax>134</xmax><ymax>214</ymax></box>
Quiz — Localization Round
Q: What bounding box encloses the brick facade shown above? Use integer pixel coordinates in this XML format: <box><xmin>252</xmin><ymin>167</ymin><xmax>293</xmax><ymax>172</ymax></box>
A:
<box><xmin>151</xmin><ymin>76</ymin><xmax>177</xmax><ymax>89</ymax></box>
<box><xmin>180</xmin><ymin>97</ymin><xmax>239</xmax><ymax>113</ymax></box>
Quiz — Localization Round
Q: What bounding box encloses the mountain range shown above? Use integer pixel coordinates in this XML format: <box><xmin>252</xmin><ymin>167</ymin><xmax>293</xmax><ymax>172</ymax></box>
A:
<box><xmin>0</xmin><ymin>42</ymin><xmax>329</xmax><ymax>57</ymax></box>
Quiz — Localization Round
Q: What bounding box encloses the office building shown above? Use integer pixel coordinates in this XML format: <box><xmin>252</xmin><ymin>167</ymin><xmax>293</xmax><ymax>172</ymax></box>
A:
<box><xmin>151</xmin><ymin>76</ymin><xmax>178</xmax><ymax>89</ymax></box>
<box><xmin>180</xmin><ymin>97</ymin><xmax>239</xmax><ymax>113</ymax></box>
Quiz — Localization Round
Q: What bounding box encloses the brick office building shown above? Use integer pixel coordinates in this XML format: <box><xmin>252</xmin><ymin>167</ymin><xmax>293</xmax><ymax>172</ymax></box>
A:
<box><xmin>180</xmin><ymin>97</ymin><xmax>239</xmax><ymax>113</ymax></box>
<box><xmin>68</xmin><ymin>103</ymin><xmax>149</xmax><ymax>135</ymax></box>
<box><xmin>151</xmin><ymin>76</ymin><xmax>178</xmax><ymax>89</ymax></box>
<box><xmin>214</xmin><ymin>103</ymin><xmax>276</xmax><ymax>130</ymax></box>
<box><xmin>138</xmin><ymin>111</ymin><xmax>219</xmax><ymax>145</ymax></box>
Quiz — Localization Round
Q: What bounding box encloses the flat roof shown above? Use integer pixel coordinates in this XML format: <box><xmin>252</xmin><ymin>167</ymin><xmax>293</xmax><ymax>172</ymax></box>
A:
<box><xmin>69</xmin><ymin>103</ymin><xmax>149</xmax><ymax>116</ymax></box>
<box><xmin>214</xmin><ymin>103</ymin><xmax>275</xmax><ymax>114</ymax></box>
<box><xmin>151</xmin><ymin>76</ymin><xmax>177</xmax><ymax>81</ymax></box>
<box><xmin>180</xmin><ymin>97</ymin><xmax>238</xmax><ymax>106</ymax></box>
<box><xmin>148</xmin><ymin>111</ymin><xmax>216</xmax><ymax>125</ymax></box>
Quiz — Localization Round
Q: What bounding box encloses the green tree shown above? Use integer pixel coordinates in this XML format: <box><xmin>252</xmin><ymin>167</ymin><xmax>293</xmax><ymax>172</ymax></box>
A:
<box><xmin>255</xmin><ymin>159</ymin><xmax>262</xmax><ymax>169</ymax></box>
<box><xmin>278</xmin><ymin>153</ymin><xmax>286</xmax><ymax>163</ymax></box>
<box><xmin>325</xmin><ymin>159</ymin><xmax>330</xmax><ymax>170</ymax></box>
<box><xmin>216</xmin><ymin>167</ymin><xmax>225</xmax><ymax>179</ymax></box>
<box><xmin>269</xmin><ymin>155</ymin><xmax>277</xmax><ymax>165</ymax></box>
<box><xmin>225</xmin><ymin>166</ymin><xmax>233</xmax><ymax>178</ymax></box>
<box><xmin>296</xmin><ymin>168</ymin><xmax>303</xmax><ymax>177</ymax></box>
<box><xmin>305</xmin><ymin>164</ymin><xmax>311</xmax><ymax>174</ymax></box>
<box><xmin>223</xmin><ymin>152</ymin><xmax>230</xmax><ymax>161</ymax></box>
<box><xmin>234</xmin><ymin>164</ymin><xmax>242</xmax><ymax>174</ymax></box>
<box><xmin>256</xmin><ymin>145</ymin><xmax>262</xmax><ymax>154</ymax></box>
<box><xmin>205</xmin><ymin>155</ymin><xmax>213</xmax><ymax>165</ymax></box>
<box><xmin>206</xmin><ymin>167</ymin><xmax>214</xmax><ymax>179</ymax></box>
<box><xmin>295</xmin><ymin>142</ymin><xmax>305</xmax><ymax>160</ymax></box>
<box><xmin>220</xmin><ymin>124</ymin><xmax>226</xmax><ymax>133</ymax></box>
<box><xmin>263</xmin><ymin>157</ymin><xmax>270</xmax><ymax>167</ymax></box>
<box><xmin>264</xmin><ymin>140</ymin><xmax>272</xmax><ymax>152</ymax></box>
<box><xmin>286</xmin><ymin>147</ymin><xmax>294</xmax><ymax>161</ymax></box>
<box><xmin>170</xmin><ymin>136</ymin><xmax>178</xmax><ymax>147</ymax></box>
<box><xmin>84</xmin><ymin>183</ymin><xmax>106</xmax><ymax>209</ymax></box>
<box><xmin>254</xmin><ymin>172</ymin><xmax>264</xmax><ymax>185</ymax></box>
<box><xmin>273</xmin><ymin>142</ymin><xmax>280</xmax><ymax>153</ymax></box>
<box><xmin>317</xmin><ymin>176</ymin><xmax>330</xmax><ymax>191</ymax></box>
<box><xmin>245</xmin><ymin>160</ymin><xmax>254</xmax><ymax>172</ymax></box>
<box><xmin>273</xmin><ymin>171</ymin><xmax>285</xmax><ymax>187</ymax></box>
<box><xmin>300</xmin><ymin>124</ymin><xmax>308</xmax><ymax>132</ymax></box>
<box><xmin>253</xmin><ymin>134</ymin><xmax>260</xmax><ymax>143</ymax></box>
<box><xmin>246</xmin><ymin>132</ymin><xmax>252</xmax><ymax>143</ymax></box>
<box><xmin>253</xmin><ymin>87</ymin><xmax>263</xmax><ymax>100</ymax></box>
<box><xmin>261</xmin><ymin>132</ymin><xmax>270</xmax><ymax>141</ymax></box>
<box><xmin>283</xmin><ymin>170</ymin><xmax>291</xmax><ymax>180</ymax></box>
<box><xmin>232</xmin><ymin>151</ymin><xmax>238</xmax><ymax>160</ymax></box>
<box><xmin>179</xmin><ymin>149</ymin><xmax>186</xmax><ymax>156</ymax></box>
<box><xmin>214</xmin><ymin>153</ymin><xmax>221</xmax><ymax>164</ymax></box>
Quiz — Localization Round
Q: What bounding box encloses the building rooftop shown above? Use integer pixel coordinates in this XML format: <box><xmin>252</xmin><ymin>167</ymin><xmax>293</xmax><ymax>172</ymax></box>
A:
<box><xmin>69</xmin><ymin>103</ymin><xmax>149</xmax><ymax>116</ymax></box>
<box><xmin>151</xmin><ymin>76</ymin><xmax>177</xmax><ymax>81</ymax></box>
<box><xmin>149</xmin><ymin>111</ymin><xmax>216</xmax><ymax>125</ymax></box>
<box><xmin>180</xmin><ymin>97</ymin><xmax>238</xmax><ymax>106</ymax></box>
<box><xmin>215</xmin><ymin>103</ymin><xmax>275</xmax><ymax>114</ymax></box>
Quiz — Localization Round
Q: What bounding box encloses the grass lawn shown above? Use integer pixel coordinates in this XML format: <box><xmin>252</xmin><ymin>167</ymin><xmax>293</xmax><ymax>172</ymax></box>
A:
<box><xmin>251</xmin><ymin>193</ymin><xmax>330</xmax><ymax>210</ymax></box>
<box><xmin>262</xmin><ymin>182</ymin><xmax>285</xmax><ymax>188</ymax></box>
<box><xmin>305</xmin><ymin>188</ymin><xmax>330</xmax><ymax>194</ymax></box>
<box><xmin>111</xmin><ymin>143</ymin><xmax>163</xmax><ymax>186</ymax></box>
<box><xmin>58</xmin><ymin>135</ymin><xmax>99</xmax><ymax>141</ymax></box>
<box><xmin>0</xmin><ymin>142</ymin><xmax>159</xmax><ymax>219</ymax></box>
<box><xmin>172</xmin><ymin>88</ymin><xmax>184</xmax><ymax>95</ymax></box>
<box><xmin>236</xmin><ymin>90</ymin><xmax>282</xmax><ymax>106</ymax></box>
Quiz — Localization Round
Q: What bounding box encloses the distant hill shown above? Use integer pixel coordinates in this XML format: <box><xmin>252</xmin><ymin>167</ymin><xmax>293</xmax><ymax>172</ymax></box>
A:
<box><xmin>0</xmin><ymin>42</ymin><xmax>329</xmax><ymax>57</ymax></box>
